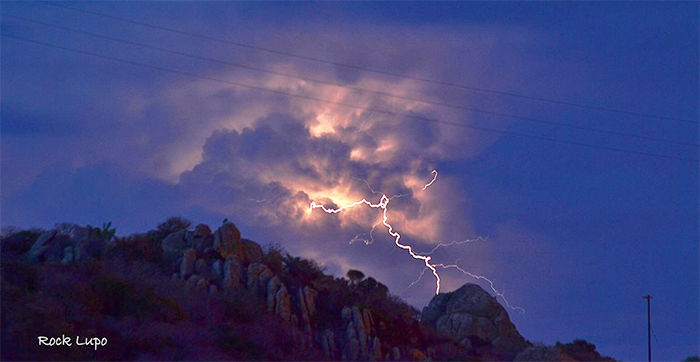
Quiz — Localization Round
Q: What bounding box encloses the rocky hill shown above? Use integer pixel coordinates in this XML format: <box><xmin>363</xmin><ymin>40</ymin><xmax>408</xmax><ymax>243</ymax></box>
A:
<box><xmin>1</xmin><ymin>218</ymin><xmax>616</xmax><ymax>361</ymax></box>
<box><xmin>421</xmin><ymin>284</ymin><xmax>528</xmax><ymax>359</ymax></box>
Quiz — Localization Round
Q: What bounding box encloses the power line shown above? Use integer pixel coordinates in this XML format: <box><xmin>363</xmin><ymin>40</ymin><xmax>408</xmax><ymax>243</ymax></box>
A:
<box><xmin>8</xmin><ymin>14</ymin><xmax>698</xmax><ymax>149</ymax></box>
<box><xmin>652</xmin><ymin>328</ymin><xmax>666</xmax><ymax>362</ymax></box>
<box><xmin>3</xmin><ymin>34</ymin><xmax>698</xmax><ymax>164</ymax></box>
<box><xmin>38</xmin><ymin>1</ymin><xmax>698</xmax><ymax>125</ymax></box>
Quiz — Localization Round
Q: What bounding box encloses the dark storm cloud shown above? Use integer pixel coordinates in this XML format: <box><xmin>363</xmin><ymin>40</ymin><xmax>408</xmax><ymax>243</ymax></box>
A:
<box><xmin>1</xmin><ymin>106</ymin><xmax>80</xmax><ymax>137</ymax></box>
<box><xmin>3</xmin><ymin>3</ymin><xmax>697</xmax><ymax>360</ymax></box>
<box><xmin>0</xmin><ymin>1</ymin><xmax>584</xmax><ymax>312</ymax></box>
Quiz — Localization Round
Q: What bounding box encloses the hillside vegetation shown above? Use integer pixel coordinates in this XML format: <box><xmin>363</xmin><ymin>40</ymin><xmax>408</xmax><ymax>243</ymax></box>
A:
<box><xmin>1</xmin><ymin>218</ymin><xmax>615</xmax><ymax>361</ymax></box>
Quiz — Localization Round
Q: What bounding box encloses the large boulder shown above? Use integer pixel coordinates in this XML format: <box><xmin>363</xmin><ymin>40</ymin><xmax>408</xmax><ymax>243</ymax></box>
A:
<box><xmin>319</xmin><ymin>329</ymin><xmax>337</xmax><ymax>360</ymax></box>
<box><xmin>61</xmin><ymin>246</ymin><xmax>74</xmax><ymax>265</ymax></box>
<box><xmin>211</xmin><ymin>260</ymin><xmax>224</xmax><ymax>282</ymax></box>
<box><xmin>29</xmin><ymin>225</ymin><xmax>107</xmax><ymax>263</ymax></box>
<box><xmin>303</xmin><ymin>286</ymin><xmax>318</xmax><ymax>316</ymax></box>
<box><xmin>267</xmin><ymin>276</ymin><xmax>282</xmax><ymax>312</ymax></box>
<box><xmin>262</xmin><ymin>274</ymin><xmax>291</xmax><ymax>323</ymax></box>
<box><xmin>340</xmin><ymin>306</ymin><xmax>376</xmax><ymax>360</ymax></box>
<box><xmin>241</xmin><ymin>239</ymin><xmax>264</xmax><ymax>264</ymax></box>
<box><xmin>28</xmin><ymin>230</ymin><xmax>62</xmax><ymax>262</ymax></box>
<box><xmin>213</xmin><ymin>222</ymin><xmax>242</xmax><ymax>259</ymax></box>
<box><xmin>213</xmin><ymin>222</ymin><xmax>264</xmax><ymax>264</ymax></box>
<box><xmin>163</xmin><ymin>226</ymin><xmax>214</xmax><ymax>257</ymax></box>
<box><xmin>180</xmin><ymin>249</ymin><xmax>197</xmax><ymax>279</ymax></box>
<box><xmin>162</xmin><ymin>229</ymin><xmax>188</xmax><ymax>257</ymax></box>
<box><xmin>274</xmin><ymin>283</ymin><xmax>291</xmax><ymax>322</ymax></box>
<box><xmin>421</xmin><ymin>283</ymin><xmax>528</xmax><ymax>358</ymax></box>
<box><xmin>246</xmin><ymin>262</ymin><xmax>274</xmax><ymax>294</ymax></box>
<box><xmin>222</xmin><ymin>255</ymin><xmax>244</xmax><ymax>290</ymax></box>
<box><xmin>352</xmin><ymin>306</ymin><xmax>369</xmax><ymax>358</ymax></box>
<box><xmin>188</xmin><ymin>224</ymin><xmax>213</xmax><ymax>250</ymax></box>
<box><xmin>343</xmin><ymin>320</ymin><xmax>360</xmax><ymax>361</ymax></box>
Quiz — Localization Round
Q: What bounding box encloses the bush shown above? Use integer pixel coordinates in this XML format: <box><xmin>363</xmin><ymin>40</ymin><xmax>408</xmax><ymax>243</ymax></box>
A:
<box><xmin>156</xmin><ymin>217</ymin><xmax>192</xmax><ymax>238</ymax></box>
<box><xmin>556</xmin><ymin>339</ymin><xmax>616</xmax><ymax>361</ymax></box>
<box><xmin>264</xmin><ymin>242</ymin><xmax>287</xmax><ymax>275</ymax></box>
<box><xmin>514</xmin><ymin>343</ymin><xmax>563</xmax><ymax>362</ymax></box>
<box><xmin>282</xmin><ymin>255</ymin><xmax>325</xmax><ymax>287</ymax></box>
<box><xmin>1</xmin><ymin>260</ymin><xmax>38</xmax><ymax>294</ymax></box>
<box><xmin>0</xmin><ymin>229</ymin><xmax>43</xmax><ymax>256</ymax></box>
<box><xmin>109</xmin><ymin>234</ymin><xmax>162</xmax><ymax>264</ymax></box>
<box><xmin>89</xmin><ymin>271</ymin><xmax>185</xmax><ymax>323</ymax></box>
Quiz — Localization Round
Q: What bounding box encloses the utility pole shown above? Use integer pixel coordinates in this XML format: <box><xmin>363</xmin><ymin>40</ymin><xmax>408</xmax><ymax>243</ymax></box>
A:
<box><xmin>643</xmin><ymin>295</ymin><xmax>652</xmax><ymax>362</ymax></box>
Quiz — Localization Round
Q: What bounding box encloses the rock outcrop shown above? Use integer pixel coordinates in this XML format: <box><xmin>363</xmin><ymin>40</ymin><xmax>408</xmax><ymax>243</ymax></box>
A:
<box><xmin>514</xmin><ymin>344</ymin><xmax>567</xmax><ymax>362</ymax></box>
<box><xmin>28</xmin><ymin>225</ymin><xmax>108</xmax><ymax>264</ymax></box>
<box><xmin>24</xmin><ymin>223</ymin><xmax>507</xmax><ymax>361</ymax></box>
<box><xmin>320</xmin><ymin>329</ymin><xmax>337</xmax><ymax>360</ymax></box>
<box><xmin>162</xmin><ymin>224</ymin><xmax>213</xmax><ymax>260</ymax></box>
<box><xmin>28</xmin><ymin>230</ymin><xmax>62</xmax><ymax>262</ymax></box>
<box><xmin>274</xmin><ymin>284</ymin><xmax>291</xmax><ymax>322</ymax></box>
<box><xmin>241</xmin><ymin>238</ymin><xmax>264</xmax><ymax>264</ymax></box>
<box><xmin>162</xmin><ymin>229</ymin><xmax>188</xmax><ymax>258</ymax></box>
<box><xmin>157</xmin><ymin>222</ymin><xmax>397</xmax><ymax>361</ymax></box>
<box><xmin>247</xmin><ymin>262</ymin><xmax>274</xmax><ymax>294</ymax></box>
<box><xmin>212</xmin><ymin>222</ymin><xmax>264</xmax><ymax>264</ymax></box>
<box><xmin>421</xmin><ymin>283</ymin><xmax>528</xmax><ymax>358</ymax></box>
<box><xmin>15</xmin><ymin>219</ymin><xmax>615</xmax><ymax>362</ymax></box>
<box><xmin>339</xmin><ymin>305</ymin><xmax>382</xmax><ymax>361</ymax></box>
<box><xmin>213</xmin><ymin>222</ymin><xmax>241</xmax><ymax>258</ymax></box>
<box><xmin>222</xmin><ymin>256</ymin><xmax>244</xmax><ymax>290</ymax></box>
<box><xmin>180</xmin><ymin>249</ymin><xmax>197</xmax><ymax>279</ymax></box>
<box><xmin>189</xmin><ymin>224</ymin><xmax>213</xmax><ymax>250</ymax></box>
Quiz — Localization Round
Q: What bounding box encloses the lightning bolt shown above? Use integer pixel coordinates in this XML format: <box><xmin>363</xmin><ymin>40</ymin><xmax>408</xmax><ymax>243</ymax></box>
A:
<box><xmin>347</xmin><ymin>176</ymin><xmax>406</xmax><ymax>246</ymax></box>
<box><xmin>310</xmin><ymin>192</ymin><xmax>442</xmax><ymax>293</ymax></box>
<box><xmin>357</xmin><ymin>110</ymin><xmax>375</xmax><ymax>135</ymax></box>
<box><xmin>310</xmin><ymin>169</ymin><xmax>523</xmax><ymax>313</ymax></box>
<box><xmin>310</xmin><ymin>170</ymin><xmax>442</xmax><ymax>294</ymax></box>
<box><xmin>407</xmin><ymin>267</ymin><xmax>429</xmax><ymax>290</ymax></box>
<box><xmin>349</xmin><ymin>220</ymin><xmax>381</xmax><ymax>245</ymax></box>
<box><xmin>433</xmin><ymin>262</ymin><xmax>525</xmax><ymax>314</ymax></box>
<box><xmin>422</xmin><ymin>169</ymin><xmax>438</xmax><ymax>191</ymax></box>
<box><xmin>417</xmin><ymin>237</ymin><xmax>486</xmax><ymax>256</ymax></box>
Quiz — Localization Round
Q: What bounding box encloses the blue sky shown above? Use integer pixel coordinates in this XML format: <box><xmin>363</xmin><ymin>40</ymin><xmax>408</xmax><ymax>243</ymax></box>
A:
<box><xmin>2</xmin><ymin>2</ymin><xmax>698</xmax><ymax>360</ymax></box>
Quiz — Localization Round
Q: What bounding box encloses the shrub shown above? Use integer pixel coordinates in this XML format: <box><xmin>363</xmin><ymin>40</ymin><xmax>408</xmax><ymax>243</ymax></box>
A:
<box><xmin>89</xmin><ymin>271</ymin><xmax>184</xmax><ymax>323</ymax></box>
<box><xmin>0</xmin><ymin>229</ymin><xmax>43</xmax><ymax>256</ymax></box>
<box><xmin>264</xmin><ymin>242</ymin><xmax>287</xmax><ymax>275</ymax></box>
<box><xmin>109</xmin><ymin>234</ymin><xmax>162</xmax><ymax>264</ymax></box>
<box><xmin>283</xmin><ymin>255</ymin><xmax>325</xmax><ymax>287</ymax></box>
<box><xmin>556</xmin><ymin>339</ymin><xmax>616</xmax><ymax>361</ymax></box>
<box><xmin>1</xmin><ymin>260</ymin><xmax>38</xmax><ymax>294</ymax></box>
<box><xmin>156</xmin><ymin>217</ymin><xmax>192</xmax><ymax>238</ymax></box>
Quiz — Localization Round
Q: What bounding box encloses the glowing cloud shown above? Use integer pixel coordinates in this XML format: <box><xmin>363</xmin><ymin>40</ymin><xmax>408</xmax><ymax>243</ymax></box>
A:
<box><xmin>310</xmin><ymin>169</ymin><xmax>523</xmax><ymax>313</ymax></box>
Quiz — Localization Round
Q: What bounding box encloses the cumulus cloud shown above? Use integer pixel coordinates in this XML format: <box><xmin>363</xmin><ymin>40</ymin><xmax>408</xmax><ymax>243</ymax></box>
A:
<box><xmin>2</xmin><ymin>8</ymin><xmax>537</xmax><ymax>307</ymax></box>
<box><xmin>169</xmin><ymin>78</ymin><xmax>486</xmax><ymax>306</ymax></box>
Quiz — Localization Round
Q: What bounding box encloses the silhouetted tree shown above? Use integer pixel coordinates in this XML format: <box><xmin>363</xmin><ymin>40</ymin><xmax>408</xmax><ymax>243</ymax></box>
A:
<box><xmin>347</xmin><ymin>269</ymin><xmax>365</xmax><ymax>285</ymax></box>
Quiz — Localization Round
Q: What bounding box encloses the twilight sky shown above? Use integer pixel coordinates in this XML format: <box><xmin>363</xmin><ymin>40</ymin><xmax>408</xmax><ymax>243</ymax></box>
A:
<box><xmin>1</xmin><ymin>2</ymin><xmax>698</xmax><ymax>360</ymax></box>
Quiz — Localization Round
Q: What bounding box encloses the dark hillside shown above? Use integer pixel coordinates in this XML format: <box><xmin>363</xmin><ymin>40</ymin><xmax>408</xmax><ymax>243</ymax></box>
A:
<box><xmin>1</xmin><ymin>219</ymin><xmax>615</xmax><ymax>361</ymax></box>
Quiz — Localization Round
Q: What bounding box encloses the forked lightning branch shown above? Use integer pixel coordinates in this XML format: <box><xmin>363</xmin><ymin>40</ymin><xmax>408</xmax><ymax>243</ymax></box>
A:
<box><xmin>310</xmin><ymin>170</ymin><xmax>523</xmax><ymax>313</ymax></box>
